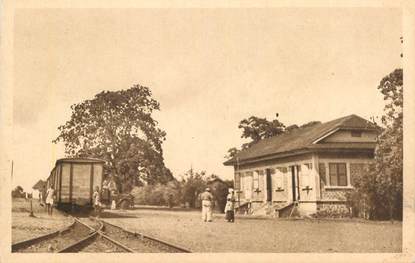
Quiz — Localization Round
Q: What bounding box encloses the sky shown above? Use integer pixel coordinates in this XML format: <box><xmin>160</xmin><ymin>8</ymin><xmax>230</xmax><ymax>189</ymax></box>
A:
<box><xmin>12</xmin><ymin>8</ymin><xmax>402</xmax><ymax>191</ymax></box>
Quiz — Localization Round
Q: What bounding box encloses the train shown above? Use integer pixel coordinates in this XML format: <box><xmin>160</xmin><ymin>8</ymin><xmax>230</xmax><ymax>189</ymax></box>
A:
<box><xmin>46</xmin><ymin>157</ymin><xmax>134</xmax><ymax>211</ymax></box>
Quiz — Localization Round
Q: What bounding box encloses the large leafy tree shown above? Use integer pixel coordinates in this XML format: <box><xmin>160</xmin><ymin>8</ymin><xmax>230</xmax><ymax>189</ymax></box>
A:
<box><xmin>238</xmin><ymin>115</ymin><xmax>286</xmax><ymax>144</ymax></box>
<box><xmin>373</xmin><ymin>68</ymin><xmax>403</xmax><ymax>219</ymax></box>
<box><xmin>348</xmin><ymin>69</ymin><xmax>403</xmax><ymax>220</ymax></box>
<box><xmin>225</xmin><ymin>115</ymin><xmax>321</xmax><ymax>159</ymax></box>
<box><xmin>179</xmin><ymin>169</ymin><xmax>209</xmax><ymax>208</ymax></box>
<box><xmin>225</xmin><ymin>114</ymin><xmax>285</xmax><ymax>158</ymax></box>
<box><xmin>53</xmin><ymin>84</ymin><xmax>173</xmax><ymax>192</ymax></box>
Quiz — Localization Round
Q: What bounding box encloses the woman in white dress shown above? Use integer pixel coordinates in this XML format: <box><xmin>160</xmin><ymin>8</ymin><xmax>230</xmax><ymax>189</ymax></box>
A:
<box><xmin>93</xmin><ymin>186</ymin><xmax>102</xmax><ymax>218</ymax></box>
<box><xmin>45</xmin><ymin>186</ymin><xmax>55</xmax><ymax>215</ymax></box>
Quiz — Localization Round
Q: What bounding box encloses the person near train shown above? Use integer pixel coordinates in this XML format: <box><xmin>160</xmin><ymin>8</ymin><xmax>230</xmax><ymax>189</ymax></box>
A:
<box><xmin>102</xmin><ymin>177</ymin><xmax>111</xmax><ymax>202</ymax></box>
<box><xmin>103</xmin><ymin>174</ymin><xmax>118</xmax><ymax>208</ymax></box>
<box><xmin>200</xmin><ymin>187</ymin><xmax>214</xmax><ymax>222</ymax></box>
<box><xmin>45</xmin><ymin>186</ymin><xmax>55</xmax><ymax>215</ymax></box>
<box><xmin>93</xmin><ymin>186</ymin><xmax>102</xmax><ymax>218</ymax></box>
<box><xmin>224</xmin><ymin>188</ymin><xmax>236</xmax><ymax>223</ymax></box>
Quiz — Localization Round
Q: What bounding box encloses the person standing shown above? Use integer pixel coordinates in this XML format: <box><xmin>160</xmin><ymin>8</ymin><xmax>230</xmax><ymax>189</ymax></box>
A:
<box><xmin>45</xmin><ymin>186</ymin><xmax>55</xmax><ymax>216</ymax></box>
<box><xmin>200</xmin><ymin>187</ymin><xmax>214</xmax><ymax>222</ymax></box>
<box><xmin>102</xmin><ymin>176</ymin><xmax>110</xmax><ymax>203</ymax></box>
<box><xmin>39</xmin><ymin>190</ymin><xmax>44</xmax><ymax>207</ymax></box>
<box><xmin>224</xmin><ymin>188</ymin><xmax>236</xmax><ymax>223</ymax></box>
<box><xmin>93</xmin><ymin>186</ymin><xmax>102</xmax><ymax>218</ymax></box>
<box><xmin>107</xmin><ymin>176</ymin><xmax>118</xmax><ymax>210</ymax></box>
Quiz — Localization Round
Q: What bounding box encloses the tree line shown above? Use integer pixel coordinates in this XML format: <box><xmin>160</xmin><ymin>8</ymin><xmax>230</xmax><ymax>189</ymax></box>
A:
<box><xmin>130</xmin><ymin>170</ymin><xmax>233</xmax><ymax>211</ymax></box>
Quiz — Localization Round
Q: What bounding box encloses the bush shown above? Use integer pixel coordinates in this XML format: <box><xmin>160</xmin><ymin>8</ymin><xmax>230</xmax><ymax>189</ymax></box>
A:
<box><xmin>130</xmin><ymin>181</ymin><xmax>181</xmax><ymax>207</ymax></box>
<box><xmin>11</xmin><ymin>186</ymin><xmax>25</xmax><ymax>198</ymax></box>
<box><xmin>346</xmin><ymin>69</ymin><xmax>403</xmax><ymax>221</ymax></box>
<box><xmin>180</xmin><ymin>171</ymin><xmax>207</xmax><ymax>208</ymax></box>
<box><xmin>130</xmin><ymin>171</ymin><xmax>230</xmax><ymax>209</ymax></box>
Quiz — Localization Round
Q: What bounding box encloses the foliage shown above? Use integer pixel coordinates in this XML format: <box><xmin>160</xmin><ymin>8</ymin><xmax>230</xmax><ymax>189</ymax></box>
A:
<box><xmin>130</xmin><ymin>171</ymin><xmax>231</xmax><ymax>210</ymax></box>
<box><xmin>180</xmin><ymin>170</ymin><xmax>208</xmax><ymax>208</ymax></box>
<box><xmin>53</xmin><ymin>84</ymin><xmax>173</xmax><ymax>192</ymax></box>
<box><xmin>207</xmin><ymin>175</ymin><xmax>232</xmax><ymax>212</ymax></box>
<box><xmin>12</xmin><ymin>186</ymin><xmax>25</xmax><ymax>198</ymax></box>
<box><xmin>300</xmin><ymin>121</ymin><xmax>321</xmax><ymax>128</ymax></box>
<box><xmin>225</xmin><ymin>114</ymin><xmax>286</xmax><ymax>159</ymax></box>
<box><xmin>285</xmin><ymin>124</ymin><xmax>299</xmax><ymax>132</ymax></box>
<box><xmin>225</xmin><ymin>147</ymin><xmax>240</xmax><ymax>159</ymax></box>
<box><xmin>130</xmin><ymin>180</ymin><xmax>181</xmax><ymax>207</ymax></box>
<box><xmin>238</xmin><ymin>114</ymin><xmax>285</xmax><ymax>146</ymax></box>
<box><xmin>347</xmin><ymin>69</ymin><xmax>403</xmax><ymax>220</ymax></box>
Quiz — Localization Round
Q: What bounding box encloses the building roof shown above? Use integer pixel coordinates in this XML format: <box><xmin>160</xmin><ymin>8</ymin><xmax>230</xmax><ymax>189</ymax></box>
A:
<box><xmin>32</xmin><ymin>179</ymin><xmax>46</xmax><ymax>190</ymax></box>
<box><xmin>207</xmin><ymin>177</ymin><xmax>226</xmax><ymax>185</ymax></box>
<box><xmin>224</xmin><ymin>114</ymin><xmax>378</xmax><ymax>166</ymax></box>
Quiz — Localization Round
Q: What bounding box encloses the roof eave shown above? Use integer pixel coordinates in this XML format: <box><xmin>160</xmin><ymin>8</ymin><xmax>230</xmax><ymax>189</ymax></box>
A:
<box><xmin>223</xmin><ymin>148</ymin><xmax>311</xmax><ymax>166</ymax></box>
<box><xmin>223</xmin><ymin>144</ymin><xmax>376</xmax><ymax>166</ymax></box>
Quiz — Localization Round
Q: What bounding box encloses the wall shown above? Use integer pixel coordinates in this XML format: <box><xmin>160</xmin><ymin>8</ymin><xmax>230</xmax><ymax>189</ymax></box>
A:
<box><xmin>316</xmin><ymin>202</ymin><xmax>350</xmax><ymax>218</ymax></box>
<box><xmin>234</xmin><ymin>154</ymin><xmax>316</xmax><ymax>205</ymax></box>
<box><xmin>318</xmin><ymin>155</ymin><xmax>371</xmax><ymax>202</ymax></box>
<box><xmin>321</xmin><ymin>130</ymin><xmax>377</xmax><ymax>143</ymax></box>
<box><xmin>316</xmin><ymin>158</ymin><xmax>371</xmax><ymax>217</ymax></box>
<box><xmin>233</xmin><ymin>151</ymin><xmax>373</xmax><ymax>217</ymax></box>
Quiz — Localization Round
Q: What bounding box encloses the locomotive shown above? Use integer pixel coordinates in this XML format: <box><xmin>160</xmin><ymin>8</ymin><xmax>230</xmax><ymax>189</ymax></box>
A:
<box><xmin>46</xmin><ymin>157</ymin><xmax>133</xmax><ymax>211</ymax></box>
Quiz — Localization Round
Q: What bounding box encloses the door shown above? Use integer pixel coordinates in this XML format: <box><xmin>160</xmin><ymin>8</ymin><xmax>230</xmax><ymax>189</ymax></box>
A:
<box><xmin>266</xmin><ymin>169</ymin><xmax>272</xmax><ymax>201</ymax></box>
<box><xmin>291</xmin><ymin>166</ymin><xmax>296</xmax><ymax>201</ymax></box>
<box><xmin>291</xmin><ymin>166</ymin><xmax>301</xmax><ymax>201</ymax></box>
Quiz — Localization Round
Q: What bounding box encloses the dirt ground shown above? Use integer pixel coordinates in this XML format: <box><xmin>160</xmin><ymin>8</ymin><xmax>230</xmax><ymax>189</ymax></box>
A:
<box><xmin>103</xmin><ymin>208</ymin><xmax>402</xmax><ymax>253</ymax></box>
<box><xmin>11</xmin><ymin>198</ymin><xmax>73</xmax><ymax>243</ymax></box>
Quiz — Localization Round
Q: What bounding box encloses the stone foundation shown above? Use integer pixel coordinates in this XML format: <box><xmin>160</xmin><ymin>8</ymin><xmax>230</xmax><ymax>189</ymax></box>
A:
<box><xmin>316</xmin><ymin>201</ymin><xmax>351</xmax><ymax>218</ymax></box>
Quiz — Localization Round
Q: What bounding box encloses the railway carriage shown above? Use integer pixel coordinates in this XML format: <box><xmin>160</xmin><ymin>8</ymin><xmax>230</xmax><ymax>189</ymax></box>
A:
<box><xmin>46</xmin><ymin>158</ymin><xmax>105</xmax><ymax>210</ymax></box>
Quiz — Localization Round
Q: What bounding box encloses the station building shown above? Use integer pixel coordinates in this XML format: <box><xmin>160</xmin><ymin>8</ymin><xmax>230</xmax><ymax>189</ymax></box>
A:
<box><xmin>223</xmin><ymin>114</ymin><xmax>379</xmax><ymax>217</ymax></box>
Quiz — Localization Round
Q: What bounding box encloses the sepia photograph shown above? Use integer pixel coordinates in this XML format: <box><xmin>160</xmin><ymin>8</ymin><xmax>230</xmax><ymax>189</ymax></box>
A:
<box><xmin>1</xmin><ymin>1</ymin><xmax>414</xmax><ymax>262</ymax></box>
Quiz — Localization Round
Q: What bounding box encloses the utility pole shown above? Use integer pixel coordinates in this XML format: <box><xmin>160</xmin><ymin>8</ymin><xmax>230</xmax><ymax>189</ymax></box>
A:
<box><xmin>236</xmin><ymin>157</ymin><xmax>240</xmax><ymax>211</ymax></box>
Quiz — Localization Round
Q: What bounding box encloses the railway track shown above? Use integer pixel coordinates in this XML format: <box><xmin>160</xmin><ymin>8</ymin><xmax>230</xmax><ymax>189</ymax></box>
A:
<box><xmin>12</xmin><ymin>217</ymin><xmax>98</xmax><ymax>253</ymax></box>
<box><xmin>100</xmin><ymin>220</ymin><xmax>191</xmax><ymax>253</ymax></box>
<box><xmin>12</xmin><ymin>213</ymin><xmax>192</xmax><ymax>253</ymax></box>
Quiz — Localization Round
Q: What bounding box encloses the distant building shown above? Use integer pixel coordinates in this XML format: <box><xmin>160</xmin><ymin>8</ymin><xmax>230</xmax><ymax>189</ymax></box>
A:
<box><xmin>32</xmin><ymin>180</ymin><xmax>46</xmax><ymax>190</ymax></box>
<box><xmin>224</xmin><ymin>114</ymin><xmax>379</xmax><ymax>217</ymax></box>
<box><xmin>207</xmin><ymin>177</ymin><xmax>231</xmax><ymax>212</ymax></box>
<box><xmin>32</xmin><ymin>179</ymin><xmax>46</xmax><ymax>200</ymax></box>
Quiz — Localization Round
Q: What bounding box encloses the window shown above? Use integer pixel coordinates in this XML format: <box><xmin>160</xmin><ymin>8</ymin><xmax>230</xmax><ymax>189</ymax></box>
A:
<box><xmin>351</xmin><ymin>131</ymin><xmax>362</xmax><ymax>137</ymax></box>
<box><xmin>329</xmin><ymin>163</ymin><xmax>347</xmax><ymax>186</ymax></box>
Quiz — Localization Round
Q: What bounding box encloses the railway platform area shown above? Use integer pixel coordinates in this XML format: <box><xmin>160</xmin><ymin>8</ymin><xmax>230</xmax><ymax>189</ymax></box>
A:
<box><xmin>11</xmin><ymin>198</ymin><xmax>402</xmax><ymax>253</ymax></box>
<box><xmin>12</xmin><ymin>198</ymin><xmax>73</xmax><ymax>243</ymax></box>
<box><xmin>101</xmin><ymin>207</ymin><xmax>402</xmax><ymax>253</ymax></box>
